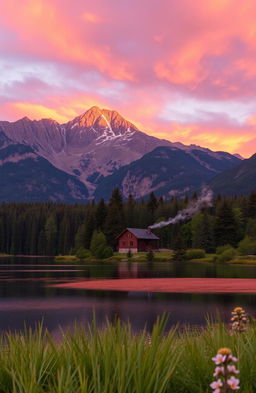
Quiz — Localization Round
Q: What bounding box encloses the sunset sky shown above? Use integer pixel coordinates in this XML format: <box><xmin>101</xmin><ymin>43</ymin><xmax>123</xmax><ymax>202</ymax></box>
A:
<box><xmin>1</xmin><ymin>0</ymin><xmax>256</xmax><ymax>157</ymax></box>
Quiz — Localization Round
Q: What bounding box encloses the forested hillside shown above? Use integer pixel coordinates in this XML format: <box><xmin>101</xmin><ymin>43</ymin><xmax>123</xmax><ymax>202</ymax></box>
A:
<box><xmin>1</xmin><ymin>188</ymin><xmax>256</xmax><ymax>255</ymax></box>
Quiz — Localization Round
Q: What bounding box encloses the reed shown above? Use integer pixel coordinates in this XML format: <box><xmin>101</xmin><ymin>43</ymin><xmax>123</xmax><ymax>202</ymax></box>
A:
<box><xmin>0</xmin><ymin>317</ymin><xmax>255</xmax><ymax>392</ymax></box>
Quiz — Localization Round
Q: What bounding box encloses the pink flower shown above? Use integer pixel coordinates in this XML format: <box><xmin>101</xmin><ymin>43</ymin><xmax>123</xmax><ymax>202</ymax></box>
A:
<box><xmin>213</xmin><ymin>366</ymin><xmax>224</xmax><ymax>376</ymax></box>
<box><xmin>227</xmin><ymin>365</ymin><xmax>239</xmax><ymax>374</ymax></box>
<box><xmin>227</xmin><ymin>376</ymin><xmax>240</xmax><ymax>390</ymax></box>
<box><xmin>212</xmin><ymin>354</ymin><xmax>226</xmax><ymax>365</ymax></box>
<box><xmin>210</xmin><ymin>379</ymin><xmax>223</xmax><ymax>389</ymax></box>
<box><xmin>213</xmin><ymin>389</ymin><xmax>221</xmax><ymax>393</ymax></box>
<box><xmin>229</xmin><ymin>355</ymin><xmax>238</xmax><ymax>362</ymax></box>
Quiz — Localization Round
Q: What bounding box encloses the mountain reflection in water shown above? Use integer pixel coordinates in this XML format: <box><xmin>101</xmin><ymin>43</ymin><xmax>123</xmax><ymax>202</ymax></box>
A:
<box><xmin>0</xmin><ymin>256</ymin><xmax>256</xmax><ymax>332</ymax></box>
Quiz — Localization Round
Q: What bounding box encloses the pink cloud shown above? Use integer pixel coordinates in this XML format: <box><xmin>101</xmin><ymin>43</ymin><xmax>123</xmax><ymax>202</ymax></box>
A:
<box><xmin>1</xmin><ymin>0</ymin><xmax>256</xmax><ymax>155</ymax></box>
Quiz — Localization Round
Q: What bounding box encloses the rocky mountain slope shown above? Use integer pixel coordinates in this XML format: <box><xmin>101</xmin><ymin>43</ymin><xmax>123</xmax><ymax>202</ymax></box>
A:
<box><xmin>0</xmin><ymin>132</ymin><xmax>88</xmax><ymax>202</ymax></box>
<box><xmin>94</xmin><ymin>146</ymin><xmax>241</xmax><ymax>200</ymax></box>
<box><xmin>210</xmin><ymin>153</ymin><xmax>256</xmax><ymax>195</ymax></box>
<box><xmin>0</xmin><ymin>106</ymin><xmax>243</xmax><ymax>201</ymax></box>
<box><xmin>0</xmin><ymin>106</ymin><xmax>175</xmax><ymax>195</ymax></box>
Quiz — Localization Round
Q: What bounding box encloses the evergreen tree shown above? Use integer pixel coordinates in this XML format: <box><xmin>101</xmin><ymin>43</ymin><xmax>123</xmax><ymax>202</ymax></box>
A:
<box><xmin>126</xmin><ymin>194</ymin><xmax>136</xmax><ymax>227</ymax></box>
<box><xmin>0</xmin><ymin>218</ymin><xmax>5</xmax><ymax>253</ymax></box>
<box><xmin>45</xmin><ymin>215</ymin><xmax>57</xmax><ymax>255</ymax></box>
<box><xmin>104</xmin><ymin>188</ymin><xmax>124</xmax><ymax>248</ymax></box>
<box><xmin>246</xmin><ymin>218</ymin><xmax>256</xmax><ymax>239</ymax></box>
<box><xmin>58</xmin><ymin>215</ymin><xmax>71</xmax><ymax>254</ymax></box>
<box><xmin>84</xmin><ymin>212</ymin><xmax>95</xmax><ymax>249</ymax></box>
<box><xmin>215</xmin><ymin>201</ymin><xmax>238</xmax><ymax>247</ymax></box>
<box><xmin>147</xmin><ymin>192</ymin><xmax>158</xmax><ymax>221</ymax></box>
<box><xmin>172</xmin><ymin>233</ymin><xmax>186</xmax><ymax>261</ymax></box>
<box><xmin>248</xmin><ymin>192</ymin><xmax>256</xmax><ymax>218</ymax></box>
<box><xmin>191</xmin><ymin>213</ymin><xmax>215</xmax><ymax>252</ymax></box>
<box><xmin>75</xmin><ymin>224</ymin><xmax>86</xmax><ymax>250</ymax></box>
<box><xmin>38</xmin><ymin>229</ymin><xmax>47</xmax><ymax>255</ymax></box>
<box><xmin>95</xmin><ymin>199</ymin><xmax>107</xmax><ymax>231</ymax></box>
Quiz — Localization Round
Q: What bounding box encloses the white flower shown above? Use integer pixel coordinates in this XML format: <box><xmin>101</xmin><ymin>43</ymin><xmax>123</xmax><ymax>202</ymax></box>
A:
<box><xmin>227</xmin><ymin>376</ymin><xmax>240</xmax><ymax>390</ymax></box>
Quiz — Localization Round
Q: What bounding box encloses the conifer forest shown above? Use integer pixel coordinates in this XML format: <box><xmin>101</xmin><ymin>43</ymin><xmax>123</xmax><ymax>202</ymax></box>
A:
<box><xmin>1</xmin><ymin>188</ymin><xmax>256</xmax><ymax>256</ymax></box>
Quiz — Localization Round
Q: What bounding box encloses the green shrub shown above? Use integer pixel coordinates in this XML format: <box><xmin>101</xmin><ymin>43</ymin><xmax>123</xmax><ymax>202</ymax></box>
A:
<box><xmin>215</xmin><ymin>246</ymin><xmax>237</xmax><ymax>262</ymax></box>
<box><xmin>146</xmin><ymin>249</ymin><xmax>154</xmax><ymax>262</ymax></box>
<box><xmin>216</xmin><ymin>244</ymin><xmax>233</xmax><ymax>254</ymax></box>
<box><xmin>127</xmin><ymin>249</ymin><xmax>132</xmax><ymax>259</ymax></box>
<box><xmin>238</xmin><ymin>236</ymin><xmax>256</xmax><ymax>255</ymax></box>
<box><xmin>75</xmin><ymin>247</ymin><xmax>91</xmax><ymax>259</ymax></box>
<box><xmin>102</xmin><ymin>246</ymin><xmax>113</xmax><ymax>259</ymax></box>
<box><xmin>90</xmin><ymin>231</ymin><xmax>113</xmax><ymax>259</ymax></box>
<box><xmin>185</xmin><ymin>249</ymin><xmax>206</xmax><ymax>260</ymax></box>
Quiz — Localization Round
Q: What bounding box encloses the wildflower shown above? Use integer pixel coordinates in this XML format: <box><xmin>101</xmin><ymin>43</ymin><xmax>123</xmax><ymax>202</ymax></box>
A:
<box><xmin>218</xmin><ymin>348</ymin><xmax>231</xmax><ymax>356</ymax></box>
<box><xmin>227</xmin><ymin>376</ymin><xmax>240</xmax><ymax>390</ymax></box>
<box><xmin>210</xmin><ymin>348</ymin><xmax>240</xmax><ymax>392</ymax></box>
<box><xmin>213</xmin><ymin>366</ymin><xmax>224</xmax><ymax>377</ymax></box>
<box><xmin>227</xmin><ymin>365</ymin><xmax>239</xmax><ymax>374</ymax></box>
<box><xmin>145</xmin><ymin>334</ymin><xmax>152</xmax><ymax>345</ymax></box>
<box><xmin>212</xmin><ymin>354</ymin><xmax>226</xmax><ymax>365</ymax></box>
<box><xmin>231</xmin><ymin>306</ymin><xmax>248</xmax><ymax>333</ymax></box>
<box><xmin>210</xmin><ymin>379</ymin><xmax>223</xmax><ymax>389</ymax></box>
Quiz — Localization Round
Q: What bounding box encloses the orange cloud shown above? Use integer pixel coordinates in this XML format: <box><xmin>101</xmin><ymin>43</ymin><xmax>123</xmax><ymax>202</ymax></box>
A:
<box><xmin>1</xmin><ymin>0</ymin><xmax>256</xmax><ymax>156</ymax></box>
<box><xmin>82</xmin><ymin>12</ymin><xmax>101</xmax><ymax>23</ymax></box>
<box><xmin>0</xmin><ymin>0</ymin><xmax>134</xmax><ymax>81</ymax></box>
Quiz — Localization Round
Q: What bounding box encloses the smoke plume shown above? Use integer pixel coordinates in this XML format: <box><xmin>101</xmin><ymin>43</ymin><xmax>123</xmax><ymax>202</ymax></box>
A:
<box><xmin>149</xmin><ymin>187</ymin><xmax>213</xmax><ymax>229</ymax></box>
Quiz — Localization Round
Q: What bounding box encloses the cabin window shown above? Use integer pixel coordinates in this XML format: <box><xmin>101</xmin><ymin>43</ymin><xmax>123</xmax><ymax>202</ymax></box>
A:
<box><xmin>128</xmin><ymin>233</ymin><xmax>132</xmax><ymax>238</ymax></box>
<box><xmin>130</xmin><ymin>241</ymin><xmax>133</xmax><ymax>246</ymax></box>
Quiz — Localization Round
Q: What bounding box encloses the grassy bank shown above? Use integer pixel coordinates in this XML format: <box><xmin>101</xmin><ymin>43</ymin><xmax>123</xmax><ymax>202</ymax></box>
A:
<box><xmin>55</xmin><ymin>251</ymin><xmax>173</xmax><ymax>263</ymax></box>
<box><xmin>0</xmin><ymin>318</ymin><xmax>255</xmax><ymax>392</ymax></box>
<box><xmin>55</xmin><ymin>250</ymin><xmax>256</xmax><ymax>264</ymax></box>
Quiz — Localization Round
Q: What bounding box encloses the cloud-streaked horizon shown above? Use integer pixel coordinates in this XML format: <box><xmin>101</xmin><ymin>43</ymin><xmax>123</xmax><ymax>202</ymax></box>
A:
<box><xmin>1</xmin><ymin>0</ymin><xmax>256</xmax><ymax>157</ymax></box>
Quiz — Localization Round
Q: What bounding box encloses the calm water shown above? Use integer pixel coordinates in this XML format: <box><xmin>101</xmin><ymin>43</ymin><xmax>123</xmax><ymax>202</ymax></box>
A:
<box><xmin>1</xmin><ymin>256</ymin><xmax>256</xmax><ymax>332</ymax></box>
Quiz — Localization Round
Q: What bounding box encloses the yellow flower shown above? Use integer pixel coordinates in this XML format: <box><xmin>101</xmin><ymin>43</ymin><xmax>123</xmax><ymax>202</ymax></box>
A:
<box><xmin>234</xmin><ymin>307</ymin><xmax>243</xmax><ymax>313</ymax></box>
<box><xmin>218</xmin><ymin>347</ymin><xmax>232</xmax><ymax>356</ymax></box>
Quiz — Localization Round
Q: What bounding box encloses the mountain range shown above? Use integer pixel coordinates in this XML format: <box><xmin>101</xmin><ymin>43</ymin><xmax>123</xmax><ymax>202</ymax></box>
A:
<box><xmin>0</xmin><ymin>106</ymin><xmax>252</xmax><ymax>202</ymax></box>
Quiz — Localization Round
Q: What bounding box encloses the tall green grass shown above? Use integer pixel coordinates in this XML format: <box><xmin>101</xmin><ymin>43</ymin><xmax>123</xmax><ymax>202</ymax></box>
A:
<box><xmin>0</xmin><ymin>317</ymin><xmax>255</xmax><ymax>392</ymax></box>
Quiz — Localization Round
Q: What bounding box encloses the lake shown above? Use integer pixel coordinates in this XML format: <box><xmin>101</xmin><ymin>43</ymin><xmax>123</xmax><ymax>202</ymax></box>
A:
<box><xmin>1</xmin><ymin>256</ymin><xmax>256</xmax><ymax>332</ymax></box>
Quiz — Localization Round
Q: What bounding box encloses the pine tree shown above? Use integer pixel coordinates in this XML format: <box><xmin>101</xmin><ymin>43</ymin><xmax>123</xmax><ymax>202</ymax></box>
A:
<box><xmin>172</xmin><ymin>233</ymin><xmax>186</xmax><ymax>261</ymax></box>
<box><xmin>147</xmin><ymin>192</ymin><xmax>158</xmax><ymax>217</ymax></box>
<box><xmin>75</xmin><ymin>224</ymin><xmax>86</xmax><ymax>250</ymax></box>
<box><xmin>104</xmin><ymin>188</ymin><xmax>124</xmax><ymax>249</ymax></box>
<box><xmin>246</xmin><ymin>218</ymin><xmax>256</xmax><ymax>239</ymax></box>
<box><xmin>84</xmin><ymin>212</ymin><xmax>95</xmax><ymax>249</ymax></box>
<box><xmin>215</xmin><ymin>201</ymin><xmax>238</xmax><ymax>247</ymax></box>
<box><xmin>45</xmin><ymin>215</ymin><xmax>57</xmax><ymax>255</ymax></box>
<box><xmin>95</xmin><ymin>199</ymin><xmax>107</xmax><ymax>230</ymax></box>
<box><xmin>248</xmin><ymin>192</ymin><xmax>256</xmax><ymax>218</ymax></box>
<box><xmin>58</xmin><ymin>215</ymin><xmax>71</xmax><ymax>254</ymax></box>
<box><xmin>126</xmin><ymin>194</ymin><xmax>136</xmax><ymax>227</ymax></box>
<box><xmin>38</xmin><ymin>229</ymin><xmax>47</xmax><ymax>255</ymax></box>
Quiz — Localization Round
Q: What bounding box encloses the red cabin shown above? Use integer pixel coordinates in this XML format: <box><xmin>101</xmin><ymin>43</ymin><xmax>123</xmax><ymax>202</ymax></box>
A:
<box><xmin>117</xmin><ymin>228</ymin><xmax>159</xmax><ymax>253</ymax></box>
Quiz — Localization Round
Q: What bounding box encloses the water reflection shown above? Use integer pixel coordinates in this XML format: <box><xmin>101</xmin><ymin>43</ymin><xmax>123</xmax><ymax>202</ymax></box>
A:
<box><xmin>0</xmin><ymin>256</ymin><xmax>256</xmax><ymax>332</ymax></box>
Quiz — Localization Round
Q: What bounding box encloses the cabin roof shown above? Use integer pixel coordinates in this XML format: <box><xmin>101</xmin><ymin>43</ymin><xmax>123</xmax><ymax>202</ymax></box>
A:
<box><xmin>117</xmin><ymin>228</ymin><xmax>159</xmax><ymax>240</ymax></box>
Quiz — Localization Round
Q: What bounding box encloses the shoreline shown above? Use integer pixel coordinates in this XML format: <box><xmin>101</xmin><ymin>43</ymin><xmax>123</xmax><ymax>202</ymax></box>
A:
<box><xmin>52</xmin><ymin>277</ymin><xmax>256</xmax><ymax>293</ymax></box>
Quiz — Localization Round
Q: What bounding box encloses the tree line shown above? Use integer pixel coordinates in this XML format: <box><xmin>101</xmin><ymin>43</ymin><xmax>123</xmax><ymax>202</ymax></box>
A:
<box><xmin>1</xmin><ymin>188</ymin><xmax>256</xmax><ymax>256</ymax></box>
